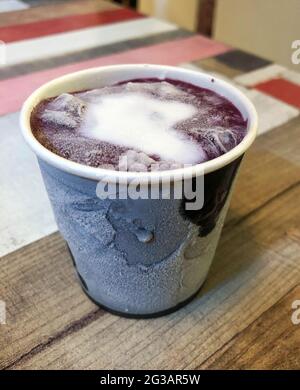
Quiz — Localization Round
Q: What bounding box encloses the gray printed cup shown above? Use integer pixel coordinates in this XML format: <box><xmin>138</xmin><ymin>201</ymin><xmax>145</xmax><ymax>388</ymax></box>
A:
<box><xmin>20</xmin><ymin>65</ymin><xmax>257</xmax><ymax>317</ymax></box>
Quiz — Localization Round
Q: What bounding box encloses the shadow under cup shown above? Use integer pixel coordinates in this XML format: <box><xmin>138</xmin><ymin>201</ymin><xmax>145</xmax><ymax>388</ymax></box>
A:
<box><xmin>20</xmin><ymin>65</ymin><xmax>257</xmax><ymax>317</ymax></box>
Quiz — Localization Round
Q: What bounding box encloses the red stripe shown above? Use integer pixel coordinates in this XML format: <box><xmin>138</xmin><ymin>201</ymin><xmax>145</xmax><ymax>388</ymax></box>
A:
<box><xmin>254</xmin><ymin>78</ymin><xmax>300</xmax><ymax>109</ymax></box>
<box><xmin>0</xmin><ymin>36</ymin><xmax>230</xmax><ymax>115</ymax></box>
<box><xmin>0</xmin><ymin>8</ymin><xmax>143</xmax><ymax>43</ymax></box>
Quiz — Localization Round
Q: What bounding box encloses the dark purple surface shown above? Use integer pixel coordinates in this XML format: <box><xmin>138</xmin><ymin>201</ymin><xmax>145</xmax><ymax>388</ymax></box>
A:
<box><xmin>31</xmin><ymin>78</ymin><xmax>247</xmax><ymax>170</ymax></box>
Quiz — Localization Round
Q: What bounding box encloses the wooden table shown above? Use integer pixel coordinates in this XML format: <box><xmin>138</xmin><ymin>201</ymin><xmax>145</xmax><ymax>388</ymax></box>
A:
<box><xmin>0</xmin><ymin>0</ymin><xmax>300</xmax><ymax>370</ymax></box>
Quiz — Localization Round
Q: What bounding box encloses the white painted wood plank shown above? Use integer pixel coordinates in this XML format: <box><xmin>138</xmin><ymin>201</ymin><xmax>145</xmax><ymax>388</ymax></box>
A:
<box><xmin>244</xmin><ymin>89</ymin><xmax>299</xmax><ymax>135</ymax></box>
<box><xmin>5</xmin><ymin>18</ymin><xmax>177</xmax><ymax>65</ymax></box>
<box><xmin>234</xmin><ymin>64</ymin><xmax>300</xmax><ymax>87</ymax></box>
<box><xmin>281</xmin><ymin>68</ymin><xmax>300</xmax><ymax>85</ymax></box>
<box><xmin>0</xmin><ymin>0</ymin><xmax>28</xmax><ymax>13</ymax></box>
<box><xmin>0</xmin><ymin>112</ymin><xmax>57</xmax><ymax>258</ymax></box>
<box><xmin>234</xmin><ymin>64</ymin><xmax>285</xmax><ymax>87</ymax></box>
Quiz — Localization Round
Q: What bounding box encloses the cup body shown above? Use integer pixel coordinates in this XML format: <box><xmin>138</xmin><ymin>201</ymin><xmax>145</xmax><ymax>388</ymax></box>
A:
<box><xmin>21</xmin><ymin>64</ymin><xmax>257</xmax><ymax>317</ymax></box>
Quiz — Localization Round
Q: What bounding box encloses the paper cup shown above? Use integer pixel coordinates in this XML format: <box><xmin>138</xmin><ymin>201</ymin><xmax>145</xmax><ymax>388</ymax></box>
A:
<box><xmin>21</xmin><ymin>64</ymin><xmax>257</xmax><ymax>317</ymax></box>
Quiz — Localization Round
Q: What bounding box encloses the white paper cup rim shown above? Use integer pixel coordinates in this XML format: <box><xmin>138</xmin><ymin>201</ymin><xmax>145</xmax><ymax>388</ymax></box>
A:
<box><xmin>20</xmin><ymin>64</ymin><xmax>258</xmax><ymax>184</ymax></box>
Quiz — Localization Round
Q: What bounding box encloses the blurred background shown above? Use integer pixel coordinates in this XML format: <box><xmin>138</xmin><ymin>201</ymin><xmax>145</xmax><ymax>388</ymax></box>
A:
<box><xmin>2</xmin><ymin>0</ymin><xmax>298</xmax><ymax>71</ymax></box>
<box><xmin>113</xmin><ymin>0</ymin><xmax>300</xmax><ymax>71</ymax></box>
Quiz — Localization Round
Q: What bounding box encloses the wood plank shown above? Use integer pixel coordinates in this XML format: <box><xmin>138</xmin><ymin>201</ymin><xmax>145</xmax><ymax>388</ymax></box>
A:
<box><xmin>200</xmin><ymin>285</ymin><xmax>300</xmax><ymax>369</ymax></box>
<box><xmin>0</xmin><ymin>112</ymin><xmax>57</xmax><ymax>258</ymax></box>
<box><xmin>0</xmin><ymin>29</ymin><xmax>192</xmax><ymax>81</ymax></box>
<box><xmin>0</xmin><ymin>0</ymin><xmax>28</xmax><ymax>14</ymax></box>
<box><xmin>234</xmin><ymin>64</ymin><xmax>286</xmax><ymax>87</ymax></box>
<box><xmin>227</xmin><ymin>116</ymin><xmax>300</xmax><ymax>225</ymax></box>
<box><xmin>1</xmin><ymin>113</ymin><xmax>299</xmax><ymax>368</ymax></box>
<box><xmin>0</xmin><ymin>34</ymin><xmax>228</xmax><ymax>114</ymax></box>
<box><xmin>0</xmin><ymin>8</ymin><xmax>143</xmax><ymax>43</ymax></box>
<box><xmin>3</xmin><ymin>17</ymin><xmax>178</xmax><ymax>67</ymax></box>
<box><xmin>1</xmin><ymin>125</ymin><xmax>299</xmax><ymax>368</ymax></box>
<box><xmin>192</xmin><ymin>57</ymin><xmax>243</xmax><ymax>78</ymax></box>
<box><xmin>251</xmin><ymin>114</ymin><xmax>300</xmax><ymax>166</ymax></box>
<box><xmin>0</xmin><ymin>0</ymin><xmax>119</xmax><ymax>27</ymax></box>
<box><xmin>214</xmin><ymin>49</ymin><xmax>271</xmax><ymax>72</ymax></box>
<box><xmin>0</xmin><ymin>233</ymin><xmax>106</xmax><ymax>369</ymax></box>
<box><xmin>7</xmin><ymin>177</ymin><xmax>300</xmax><ymax>370</ymax></box>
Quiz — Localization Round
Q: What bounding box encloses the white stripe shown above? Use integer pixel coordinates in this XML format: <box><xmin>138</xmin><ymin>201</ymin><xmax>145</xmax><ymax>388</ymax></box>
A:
<box><xmin>0</xmin><ymin>112</ymin><xmax>57</xmax><ymax>258</ymax></box>
<box><xmin>0</xmin><ymin>0</ymin><xmax>28</xmax><ymax>13</ymax></box>
<box><xmin>246</xmin><ymin>89</ymin><xmax>299</xmax><ymax>135</ymax></box>
<box><xmin>281</xmin><ymin>68</ymin><xmax>300</xmax><ymax>85</ymax></box>
<box><xmin>5</xmin><ymin>18</ymin><xmax>177</xmax><ymax>65</ymax></box>
<box><xmin>234</xmin><ymin>64</ymin><xmax>285</xmax><ymax>87</ymax></box>
<box><xmin>234</xmin><ymin>64</ymin><xmax>300</xmax><ymax>87</ymax></box>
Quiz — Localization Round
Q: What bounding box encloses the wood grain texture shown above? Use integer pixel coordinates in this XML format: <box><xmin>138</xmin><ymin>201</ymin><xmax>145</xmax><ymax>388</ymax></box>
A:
<box><xmin>200</xmin><ymin>285</ymin><xmax>300</xmax><ymax>369</ymax></box>
<box><xmin>0</xmin><ymin>33</ymin><xmax>228</xmax><ymax>114</ymax></box>
<box><xmin>0</xmin><ymin>8</ymin><xmax>143</xmax><ymax>43</ymax></box>
<box><xmin>1</xmin><ymin>125</ymin><xmax>300</xmax><ymax>369</ymax></box>
<box><xmin>0</xmin><ymin>29</ymin><xmax>192</xmax><ymax>80</ymax></box>
<box><xmin>8</xmin><ymin>176</ymin><xmax>300</xmax><ymax>369</ymax></box>
<box><xmin>192</xmin><ymin>57</ymin><xmax>243</xmax><ymax>78</ymax></box>
<box><xmin>0</xmin><ymin>112</ymin><xmax>56</xmax><ymax>258</ymax></box>
<box><xmin>0</xmin><ymin>234</ymin><xmax>101</xmax><ymax>369</ymax></box>
<box><xmin>3</xmin><ymin>17</ymin><xmax>178</xmax><ymax>67</ymax></box>
<box><xmin>215</xmin><ymin>50</ymin><xmax>271</xmax><ymax>72</ymax></box>
<box><xmin>0</xmin><ymin>0</ymin><xmax>119</xmax><ymax>27</ymax></box>
<box><xmin>0</xmin><ymin>0</ymin><xmax>299</xmax><ymax>367</ymax></box>
<box><xmin>226</xmin><ymin>116</ymin><xmax>300</xmax><ymax>226</ymax></box>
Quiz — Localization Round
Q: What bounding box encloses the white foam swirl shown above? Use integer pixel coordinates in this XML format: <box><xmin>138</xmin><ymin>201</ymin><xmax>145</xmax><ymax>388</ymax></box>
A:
<box><xmin>80</xmin><ymin>92</ymin><xmax>205</xmax><ymax>164</ymax></box>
